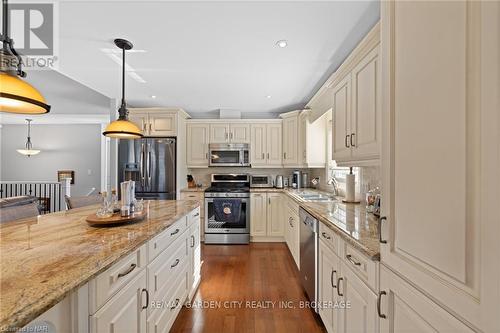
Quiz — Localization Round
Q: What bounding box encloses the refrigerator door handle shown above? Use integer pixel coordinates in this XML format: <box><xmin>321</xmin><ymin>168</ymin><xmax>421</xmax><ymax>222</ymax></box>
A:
<box><xmin>147</xmin><ymin>145</ymin><xmax>152</xmax><ymax>189</ymax></box>
<box><xmin>140</xmin><ymin>143</ymin><xmax>145</xmax><ymax>187</ymax></box>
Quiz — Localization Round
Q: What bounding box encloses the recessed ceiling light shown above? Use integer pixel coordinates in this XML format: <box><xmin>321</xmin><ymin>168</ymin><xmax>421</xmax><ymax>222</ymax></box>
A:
<box><xmin>151</xmin><ymin>95</ymin><xmax>157</xmax><ymax>99</ymax></box>
<box><xmin>266</xmin><ymin>95</ymin><xmax>272</xmax><ymax>99</ymax></box>
<box><xmin>276</xmin><ymin>40</ymin><xmax>288</xmax><ymax>48</ymax></box>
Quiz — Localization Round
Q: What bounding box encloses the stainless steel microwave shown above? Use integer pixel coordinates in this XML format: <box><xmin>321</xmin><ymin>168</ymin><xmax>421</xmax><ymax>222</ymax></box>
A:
<box><xmin>209</xmin><ymin>143</ymin><xmax>250</xmax><ymax>167</ymax></box>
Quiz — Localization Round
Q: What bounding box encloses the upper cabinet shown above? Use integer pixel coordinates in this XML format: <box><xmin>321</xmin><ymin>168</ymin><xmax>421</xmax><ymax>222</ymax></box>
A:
<box><xmin>129</xmin><ymin>108</ymin><xmax>188</xmax><ymax>137</ymax></box>
<box><xmin>209</xmin><ymin>123</ymin><xmax>250</xmax><ymax>143</ymax></box>
<box><xmin>281</xmin><ymin>112</ymin><xmax>300</xmax><ymax>166</ymax></box>
<box><xmin>186</xmin><ymin>123</ymin><xmax>210</xmax><ymax>168</ymax></box>
<box><xmin>379</xmin><ymin>1</ymin><xmax>500</xmax><ymax>331</ymax></box>
<box><xmin>250</xmin><ymin>122</ymin><xmax>282</xmax><ymax>168</ymax></box>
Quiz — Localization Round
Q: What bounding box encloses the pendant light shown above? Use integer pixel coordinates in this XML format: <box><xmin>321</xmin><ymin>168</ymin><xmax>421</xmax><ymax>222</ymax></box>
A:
<box><xmin>102</xmin><ymin>39</ymin><xmax>143</xmax><ymax>139</ymax></box>
<box><xmin>17</xmin><ymin>119</ymin><xmax>41</xmax><ymax>156</ymax></box>
<box><xmin>0</xmin><ymin>0</ymin><xmax>50</xmax><ymax>114</ymax></box>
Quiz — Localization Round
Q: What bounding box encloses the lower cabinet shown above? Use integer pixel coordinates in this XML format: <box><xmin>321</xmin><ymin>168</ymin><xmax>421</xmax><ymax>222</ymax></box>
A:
<box><xmin>250</xmin><ymin>192</ymin><xmax>284</xmax><ymax>240</ymax></box>
<box><xmin>284</xmin><ymin>201</ymin><xmax>300</xmax><ymax>268</ymax></box>
<box><xmin>319</xmin><ymin>237</ymin><xmax>378</xmax><ymax>333</ymax></box>
<box><xmin>379</xmin><ymin>265</ymin><xmax>473</xmax><ymax>333</ymax></box>
<box><xmin>90</xmin><ymin>270</ymin><xmax>148</xmax><ymax>333</ymax></box>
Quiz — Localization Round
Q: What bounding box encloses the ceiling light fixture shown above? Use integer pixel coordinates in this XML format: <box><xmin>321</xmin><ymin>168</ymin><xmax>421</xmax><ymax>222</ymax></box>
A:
<box><xmin>276</xmin><ymin>40</ymin><xmax>288</xmax><ymax>48</ymax></box>
<box><xmin>266</xmin><ymin>95</ymin><xmax>272</xmax><ymax>99</ymax></box>
<box><xmin>17</xmin><ymin>119</ymin><xmax>41</xmax><ymax>156</ymax></box>
<box><xmin>0</xmin><ymin>0</ymin><xmax>50</xmax><ymax>114</ymax></box>
<box><xmin>151</xmin><ymin>95</ymin><xmax>157</xmax><ymax>99</ymax></box>
<box><xmin>102</xmin><ymin>39</ymin><xmax>143</xmax><ymax>139</ymax></box>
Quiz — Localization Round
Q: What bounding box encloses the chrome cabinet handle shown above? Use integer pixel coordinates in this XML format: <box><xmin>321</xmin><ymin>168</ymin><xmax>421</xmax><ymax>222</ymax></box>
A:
<box><xmin>117</xmin><ymin>263</ymin><xmax>137</xmax><ymax>278</ymax></box>
<box><xmin>230</xmin><ymin>132</ymin><xmax>233</xmax><ymax>139</ymax></box>
<box><xmin>262</xmin><ymin>153</ymin><xmax>265</xmax><ymax>159</ymax></box>
<box><xmin>346</xmin><ymin>254</ymin><xmax>361</xmax><ymax>266</ymax></box>
<box><xmin>379</xmin><ymin>216</ymin><xmax>387</xmax><ymax>244</ymax></box>
<box><xmin>337</xmin><ymin>277</ymin><xmax>344</xmax><ymax>296</ymax></box>
<box><xmin>171</xmin><ymin>258</ymin><xmax>180</xmax><ymax>268</ymax></box>
<box><xmin>141</xmin><ymin>288</ymin><xmax>149</xmax><ymax>309</ymax></box>
<box><xmin>191</xmin><ymin>235</ymin><xmax>195</xmax><ymax>247</ymax></box>
<box><xmin>350</xmin><ymin>133</ymin><xmax>355</xmax><ymax>147</ymax></box>
<box><xmin>284</xmin><ymin>152</ymin><xmax>287</xmax><ymax>159</ymax></box>
<box><xmin>268</xmin><ymin>198</ymin><xmax>271</xmax><ymax>205</ymax></box>
<box><xmin>331</xmin><ymin>270</ymin><xmax>337</xmax><ymax>289</ymax></box>
<box><xmin>322</xmin><ymin>232</ymin><xmax>331</xmax><ymax>240</ymax></box>
<box><xmin>149</xmin><ymin>123</ymin><xmax>152</xmax><ymax>133</ymax></box>
<box><xmin>225</xmin><ymin>132</ymin><xmax>228</xmax><ymax>140</ymax></box>
<box><xmin>377</xmin><ymin>291</ymin><xmax>387</xmax><ymax>319</ymax></box>
<box><xmin>267</xmin><ymin>152</ymin><xmax>269</xmax><ymax>159</ymax></box>
<box><xmin>206</xmin><ymin>152</ymin><xmax>209</xmax><ymax>160</ymax></box>
<box><xmin>170</xmin><ymin>228</ymin><xmax>180</xmax><ymax>236</ymax></box>
<box><xmin>194</xmin><ymin>212</ymin><xmax>200</xmax><ymax>217</ymax></box>
<box><xmin>345</xmin><ymin>135</ymin><xmax>350</xmax><ymax>148</ymax></box>
<box><xmin>170</xmin><ymin>298</ymin><xmax>180</xmax><ymax>310</ymax></box>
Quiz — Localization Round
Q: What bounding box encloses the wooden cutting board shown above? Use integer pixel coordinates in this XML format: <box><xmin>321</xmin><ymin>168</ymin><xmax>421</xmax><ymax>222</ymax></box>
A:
<box><xmin>86</xmin><ymin>210</ymin><xmax>147</xmax><ymax>227</ymax></box>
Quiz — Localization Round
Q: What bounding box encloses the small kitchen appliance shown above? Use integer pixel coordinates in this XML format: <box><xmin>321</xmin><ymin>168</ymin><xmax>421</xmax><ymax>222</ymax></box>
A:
<box><xmin>250</xmin><ymin>175</ymin><xmax>272</xmax><ymax>188</ymax></box>
<box><xmin>275</xmin><ymin>175</ymin><xmax>284</xmax><ymax>189</ymax></box>
<box><xmin>292</xmin><ymin>170</ymin><xmax>302</xmax><ymax>189</ymax></box>
<box><xmin>208</xmin><ymin>143</ymin><xmax>250</xmax><ymax>167</ymax></box>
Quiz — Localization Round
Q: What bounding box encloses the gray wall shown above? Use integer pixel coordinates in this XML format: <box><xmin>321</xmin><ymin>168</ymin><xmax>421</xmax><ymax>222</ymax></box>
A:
<box><xmin>1</xmin><ymin>124</ymin><xmax>101</xmax><ymax>196</ymax></box>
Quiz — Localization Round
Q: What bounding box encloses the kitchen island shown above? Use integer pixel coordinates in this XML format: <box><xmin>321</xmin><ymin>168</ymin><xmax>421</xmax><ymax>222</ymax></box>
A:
<box><xmin>0</xmin><ymin>200</ymin><xmax>201</xmax><ymax>332</ymax></box>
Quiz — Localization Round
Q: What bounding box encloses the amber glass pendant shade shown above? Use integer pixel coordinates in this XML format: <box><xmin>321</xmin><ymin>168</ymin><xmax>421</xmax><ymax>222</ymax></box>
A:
<box><xmin>102</xmin><ymin>119</ymin><xmax>143</xmax><ymax>139</ymax></box>
<box><xmin>0</xmin><ymin>71</ymin><xmax>50</xmax><ymax>115</ymax></box>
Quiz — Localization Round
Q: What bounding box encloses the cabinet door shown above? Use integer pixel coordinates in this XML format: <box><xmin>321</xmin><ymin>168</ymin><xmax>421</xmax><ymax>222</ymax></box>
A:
<box><xmin>128</xmin><ymin>112</ymin><xmax>149</xmax><ymax>135</ymax></box>
<box><xmin>229</xmin><ymin>123</ymin><xmax>250</xmax><ymax>143</ymax></box>
<box><xmin>298</xmin><ymin>112</ymin><xmax>308</xmax><ymax>165</ymax></box>
<box><xmin>210</xmin><ymin>123</ymin><xmax>229</xmax><ymax>143</ymax></box>
<box><xmin>379</xmin><ymin>266</ymin><xmax>473</xmax><ymax>333</ymax></box>
<box><xmin>186</xmin><ymin>124</ymin><xmax>209</xmax><ymax>167</ymax></box>
<box><xmin>91</xmin><ymin>270</ymin><xmax>147</xmax><ymax>333</ymax></box>
<box><xmin>267</xmin><ymin>193</ymin><xmax>284</xmax><ymax>237</ymax></box>
<box><xmin>250</xmin><ymin>193</ymin><xmax>267</xmax><ymax>236</ymax></box>
<box><xmin>282</xmin><ymin>116</ymin><xmax>299</xmax><ymax>165</ymax></box>
<box><xmin>351</xmin><ymin>46</ymin><xmax>380</xmax><ymax>160</ymax></box>
<box><xmin>250</xmin><ymin>124</ymin><xmax>267</xmax><ymax>166</ymax></box>
<box><xmin>266</xmin><ymin>123</ymin><xmax>283</xmax><ymax>166</ymax></box>
<box><xmin>188</xmin><ymin>218</ymin><xmax>201</xmax><ymax>297</ymax></box>
<box><xmin>149</xmin><ymin>113</ymin><xmax>176</xmax><ymax>136</ymax></box>
<box><xmin>380</xmin><ymin>1</ymin><xmax>487</xmax><ymax>327</ymax></box>
<box><xmin>318</xmin><ymin>240</ymin><xmax>340</xmax><ymax>333</ymax></box>
<box><xmin>332</xmin><ymin>75</ymin><xmax>351</xmax><ymax>162</ymax></box>
<box><xmin>338</xmin><ymin>263</ymin><xmax>378</xmax><ymax>333</ymax></box>
<box><xmin>289</xmin><ymin>210</ymin><xmax>300</xmax><ymax>268</ymax></box>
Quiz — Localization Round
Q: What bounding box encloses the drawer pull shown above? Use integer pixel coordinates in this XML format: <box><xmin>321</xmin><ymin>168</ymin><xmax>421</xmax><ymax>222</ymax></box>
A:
<box><xmin>191</xmin><ymin>235</ymin><xmax>195</xmax><ymax>248</ymax></box>
<box><xmin>141</xmin><ymin>288</ymin><xmax>149</xmax><ymax>310</ymax></box>
<box><xmin>331</xmin><ymin>270</ymin><xmax>337</xmax><ymax>289</ymax></box>
<box><xmin>379</xmin><ymin>216</ymin><xmax>387</xmax><ymax>244</ymax></box>
<box><xmin>170</xmin><ymin>228</ymin><xmax>180</xmax><ymax>236</ymax></box>
<box><xmin>322</xmin><ymin>232</ymin><xmax>331</xmax><ymax>240</ymax></box>
<box><xmin>194</xmin><ymin>212</ymin><xmax>200</xmax><ymax>217</ymax></box>
<box><xmin>346</xmin><ymin>254</ymin><xmax>361</xmax><ymax>266</ymax></box>
<box><xmin>171</xmin><ymin>258</ymin><xmax>180</xmax><ymax>268</ymax></box>
<box><xmin>170</xmin><ymin>298</ymin><xmax>180</xmax><ymax>310</ymax></box>
<box><xmin>337</xmin><ymin>277</ymin><xmax>344</xmax><ymax>296</ymax></box>
<box><xmin>377</xmin><ymin>291</ymin><xmax>387</xmax><ymax>319</ymax></box>
<box><xmin>117</xmin><ymin>263</ymin><xmax>137</xmax><ymax>278</ymax></box>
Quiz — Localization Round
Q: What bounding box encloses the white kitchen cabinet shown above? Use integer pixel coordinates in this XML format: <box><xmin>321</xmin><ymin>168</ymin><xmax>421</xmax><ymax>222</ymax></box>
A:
<box><xmin>186</xmin><ymin>123</ymin><xmax>210</xmax><ymax>167</ymax></box>
<box><xmin>210</xmin><ymin>123</ymin><xmax>250</xmax><ymax>143</ymax></box>
<box><xmin>318</xmin><ymin>239</ymin><xmax>341</xmax><ymax>333</ymax></box>
<box><xmin>250</xmin><ymin>193</ymin><xmax>267</xmax><ymax>237</ymax></box>
<box><xmin>266</xmin><ymin>193</ymin><xmax>284</xmax><ymax>237</ymax></box>
<box><xmin>281</xmin><ymin>113</ymin><xmax>300</xmax><ymax>166</ymax></box>
<box><xmin>188</xmin><ymin>209</ymin><xmax>201</xmax><ymax>300</ymax></box>
<box><xmin>299</xmin><ymin>110</ymin><xmax>327</xmax><ymax>168</ymax></box>
<box><xmin>350</xmin><ymin>46</ymin><xmax>380</xmax><ymax>161</ymax></box>
<box><xmin>250</xmin><ymin>192</ymin><xmax>285</xmax><ymax>240</ymax></box>
<box><xmin>380</xmin><ymin>1</ymin><xmax>499</xmax><ymax>329</ymax></box>
<box><xmin>338</xmin><ymin>262</ymin><xmax>378</xmax><ymax>333</ymax></box>
<box><xmin>379</xmin><ymin>265</ymin><xmax>473</xmax><ymax>333</ymax></box>
<box><xmin>284</xmin><ymin>199</ymin><xmax>300</xmax><ymax>268</ymax></box>
<box><xmin>129</xmin><ymin>108</ymin><xmax>186</xmax><ymax>137</ymax></box>
<box><xmin>332</xmin><ymin>76</ymin><xmax>352</xmax><ymax>163</ymax></box>
<box><xmin>249</xmin><ymin>122</ymin><xmax>282</xmax><ymax>167</ymax></box>
<box><xmin>90</xmin><ymin>270</ymin><xmax>147</xmax><ymax>333</ymax></box>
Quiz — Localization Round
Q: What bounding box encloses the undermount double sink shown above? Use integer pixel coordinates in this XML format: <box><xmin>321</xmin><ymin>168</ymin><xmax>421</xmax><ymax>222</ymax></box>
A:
<box><xmin>295</xmin><ymin>191</ymin><xmax>337</xmax><ymax>202</ymax></box>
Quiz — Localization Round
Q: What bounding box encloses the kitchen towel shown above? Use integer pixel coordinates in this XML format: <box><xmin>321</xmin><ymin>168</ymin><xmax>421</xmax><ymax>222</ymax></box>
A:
<box><xmin>213</xmin><ymin>199</ymin><xmax>241</xmax><ymax>224</ymax></box>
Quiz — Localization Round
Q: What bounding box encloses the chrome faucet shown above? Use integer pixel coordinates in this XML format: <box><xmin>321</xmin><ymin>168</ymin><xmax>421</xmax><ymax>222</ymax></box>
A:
<box><xmin>327</xmin><ymin>176</ymin><xmax>339</xmax><ymax>196</ymax></box>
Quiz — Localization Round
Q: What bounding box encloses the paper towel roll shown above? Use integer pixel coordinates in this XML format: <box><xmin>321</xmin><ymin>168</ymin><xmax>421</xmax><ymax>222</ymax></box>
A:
<box><xmin>345</xmin><ymin>174</ymin><xmax>355</xmax><ymax>202</ymax></box>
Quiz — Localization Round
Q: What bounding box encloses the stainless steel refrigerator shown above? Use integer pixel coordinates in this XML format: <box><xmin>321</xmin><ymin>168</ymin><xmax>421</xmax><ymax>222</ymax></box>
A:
<box><xmin>118</xmin><ymin>138</ymin><xmax>176</xmax><ymax>200</ymax></box>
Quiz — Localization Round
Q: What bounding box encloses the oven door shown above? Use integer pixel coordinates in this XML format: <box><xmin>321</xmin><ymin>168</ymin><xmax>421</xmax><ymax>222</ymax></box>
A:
<box><xmin>205</xmin><ymin>197</ymin><xmax>250</xmax><ymax>233</ymax></box>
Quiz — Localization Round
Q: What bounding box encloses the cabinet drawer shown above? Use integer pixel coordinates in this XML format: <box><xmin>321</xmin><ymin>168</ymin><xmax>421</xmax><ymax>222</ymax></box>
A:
<box><xmin>89</xmin><ymin>244</ymin><xmax>147</xmax><ymax>314</ymax></box>
<box><xmin>148</xmin><ymin>232</ymin><xmax>188</xmax><ymax>299</ymax></box>
<box><xmin>148</xmin><ymin>267</ymin><xmax>188</xmax><ymax>333</ymax></box>
<box><xmin>148</xmin><ymin>216</ymin><xmax>188</xmax><ymax>262</ymax></box>
<box><xmin>188</xmin><ymin>207</ymin><xmax>201</xmax><ymax>224</ymax></box>
<box><xmin>318</xmin><ymin>223</ymin><xmax>340</xmax><ymax>256</ymax></box>
<box><xmin>342</xmin><ymin>242</ymin><xmax>378</xmax><ymax>292</ymax></box>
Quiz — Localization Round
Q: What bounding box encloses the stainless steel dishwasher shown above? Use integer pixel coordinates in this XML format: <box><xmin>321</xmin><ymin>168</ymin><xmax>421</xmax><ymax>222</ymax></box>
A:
<box><xmin>299</xmin><ymin>207</ymin><xmax>319</xmax><ymax>311</ymax></box>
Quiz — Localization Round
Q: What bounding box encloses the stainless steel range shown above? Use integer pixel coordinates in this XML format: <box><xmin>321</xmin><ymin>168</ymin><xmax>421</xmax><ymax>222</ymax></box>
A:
<box><xmin>204</xmin><ymin>174</ymin><xmax>250</xmax><ymax>244</ymax></box>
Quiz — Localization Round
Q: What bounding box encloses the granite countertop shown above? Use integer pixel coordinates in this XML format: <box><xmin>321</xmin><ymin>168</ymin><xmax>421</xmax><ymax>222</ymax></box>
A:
<box><xmin>250</xmin><ymin>187</ymin><xmax>380</xmax><ymax>260</ymax></box>
<box><xmin>181</xmin><ymin>186</ymin><xmax>208</xmax><ymax>192</ymax></box>
<box><xmin>0</xmin><ymin>200</ymin><xmax>200</xmax><ymax>331</ymax></box>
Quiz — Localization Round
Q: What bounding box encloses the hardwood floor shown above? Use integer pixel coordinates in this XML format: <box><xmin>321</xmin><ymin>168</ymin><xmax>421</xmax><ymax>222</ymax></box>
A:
<box><xmin>171</xmin><ymin>243</ymin><xmax>326</xmax><ymax>333</ymax></box>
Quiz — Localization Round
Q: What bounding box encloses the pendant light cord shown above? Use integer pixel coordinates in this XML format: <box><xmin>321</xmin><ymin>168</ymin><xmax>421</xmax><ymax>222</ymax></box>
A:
<box><xmin>26</xmin><ymin>119</ymin><xmax>33</xmax><ymax>149</ymax></box>
<box><xmin>2</xmin><ymin>0</ymin><xmax>8</xmax><ymax>41</ymax></box>
<box><xmin>118</xmin><ymin>44</ymin><xmax>127</xmax><ymax>120</ymax></box>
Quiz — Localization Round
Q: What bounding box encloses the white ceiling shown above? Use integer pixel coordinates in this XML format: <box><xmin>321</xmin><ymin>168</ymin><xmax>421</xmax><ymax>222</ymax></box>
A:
<box><xmin>53</xmin><ymin>1</ymin><xmax>379</xmax><ymax>115</ymax></box>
